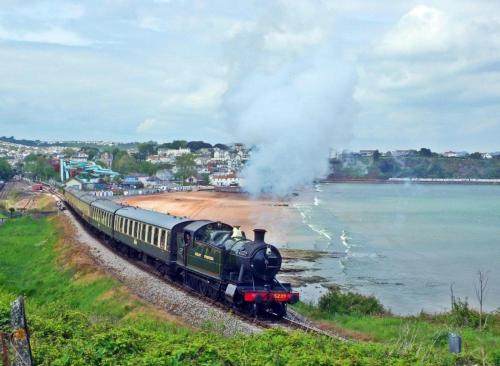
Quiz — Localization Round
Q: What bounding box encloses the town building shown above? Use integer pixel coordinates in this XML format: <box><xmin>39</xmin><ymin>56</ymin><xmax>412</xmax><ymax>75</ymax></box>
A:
<box><xmin>209</xmin><ymin>172</ymin><xmax>241</xmax><ymax>187</ymax></box>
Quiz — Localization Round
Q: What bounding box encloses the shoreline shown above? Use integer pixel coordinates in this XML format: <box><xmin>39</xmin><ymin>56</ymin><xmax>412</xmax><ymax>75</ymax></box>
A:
<box><xmin>319</xmin><ymin>178</ymin><xmax>500</xmax><ymax>185</ymax></box>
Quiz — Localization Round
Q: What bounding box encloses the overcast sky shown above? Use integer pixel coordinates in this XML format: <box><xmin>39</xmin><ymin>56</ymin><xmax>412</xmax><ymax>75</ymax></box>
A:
<box><xmin>0</xmin><ymin>0</ymin><xmax>499</xmax><ymax>152</ymax></box>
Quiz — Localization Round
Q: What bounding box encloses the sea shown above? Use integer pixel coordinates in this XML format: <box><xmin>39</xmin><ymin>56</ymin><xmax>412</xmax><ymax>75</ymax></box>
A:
<box><xmin>283</xmin><ymin>183</ymin><xmax>500</xmax><ymax>315</ymax></box>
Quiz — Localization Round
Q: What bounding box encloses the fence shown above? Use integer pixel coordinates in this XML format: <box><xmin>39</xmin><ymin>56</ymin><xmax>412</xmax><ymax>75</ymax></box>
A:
<box><xmin>0</xmin><ymin>297</ymin><xmax>33</xmax><ymax>366</ymax></box>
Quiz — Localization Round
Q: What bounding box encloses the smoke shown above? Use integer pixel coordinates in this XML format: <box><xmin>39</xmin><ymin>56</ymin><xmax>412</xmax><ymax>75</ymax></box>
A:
<box><xmin>223</xmin><ymin>3</ymin><xmax>357</xmax><ymax>196</ymax></box>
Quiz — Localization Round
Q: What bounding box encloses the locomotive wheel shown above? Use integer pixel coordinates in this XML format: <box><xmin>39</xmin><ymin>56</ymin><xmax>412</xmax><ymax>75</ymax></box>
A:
<box><xmin>266</xmin><ymin>303</ymin><xmax>286</xmax><ymax>319</ymax></box>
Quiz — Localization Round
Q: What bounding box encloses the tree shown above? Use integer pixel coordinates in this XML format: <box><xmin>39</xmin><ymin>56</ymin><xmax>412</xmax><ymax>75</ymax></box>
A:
<box><xmin>112</xmin><ymin>153</ymin><xmax>138</xmax><ymax>175</ymax></box>
<box><xmin>373</xmin><ymin>150</ymin><xmax>381</xmax><ymax>161</ymax></box>
<box><xmin>95</xmin><ymin>160</ymin><xmax>109</xmax><ymax>168</ymax></box>
<box><xmin>187</xmin><ymin>141</ymin><xmax>212</xmax><ymax>151</ymax></box>
<box><xmin>199</xmin><ymin>173</ymin><xmax>210</xmax><ymax>185</ymax></box>
<box><xmin>159</xmin><ymin>140</ymin><xmax>188</xmax><ymax>150</ymax></box>
<box><xmin>175</xmin><ymin>154</ymin><xmax>197</xmax><ymax>184</ymax></box>
<box><xmin>474</xmin><ymin>270</ymin><xmax>489</xmax><ymax>331</ymax></box>
<box><xmin>0</xmin><ymin>159</ymin><xmax>13</xmax><ymax>180</ymax></box>
<box><xmin>469</xmin><ymin>152</ymin><xmax>483</xmax><ymax>159</ymax></box>
<box><xmin>23</xmin><ymin>155</ymin><xmax>58</xmax><ymax>181</ymax></box>
<box><xmin>62</xmin><ymin>148</ymin><xmax>77</xmax><ymax>157</ymax></box>
<box><xmin>137</xmin><ymin>142</ymin><xmax>158</xmax><ymax>159</ymax></box>
<box><xmin>81</xmin><ymin>146</ymin><xmax>100</xmax><ymax>160</ymax></box>
<box><xmin>419</xmin><ymin>148</ymin><xmax>433</xmax><ymax>157</ymax></box>
<box><xmin>214</xmin><ymin>143</ymin><xmax>229</xmax><ymax>150</ymax></box>
<box><xmin>8</xmin><ymin>207</ymin><xmax>15</xmax><ymax>218</ymax></box>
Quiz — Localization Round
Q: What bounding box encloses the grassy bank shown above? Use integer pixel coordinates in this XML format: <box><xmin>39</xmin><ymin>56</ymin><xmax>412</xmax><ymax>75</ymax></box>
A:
<box><xmin>292</xmin><ymin>291</ymin><xmax>500</xmax><ymax>365</ymax></box>
<box><xmin>0</xmin><ymin>215</ymin><xmax>494</xmax><ymax>365</ymax></box>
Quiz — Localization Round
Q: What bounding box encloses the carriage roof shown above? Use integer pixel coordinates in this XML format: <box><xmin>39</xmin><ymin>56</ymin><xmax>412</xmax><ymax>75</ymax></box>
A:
<box><xmin>91</xmin><ymin>199</ymin><xmax>124</xmax><ymax>212</ymax></box>
<box><xmin>115</xmin><ymin>206</ymin><xmax>189</xmax><ymax>229</ymax></box>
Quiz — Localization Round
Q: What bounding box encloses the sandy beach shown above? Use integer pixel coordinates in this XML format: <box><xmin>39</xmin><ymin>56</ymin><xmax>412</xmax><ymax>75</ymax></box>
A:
<box><xmin>119</xmin><ymin>191</ymin><xmax>301</xmax><ymax>245</ymax></box>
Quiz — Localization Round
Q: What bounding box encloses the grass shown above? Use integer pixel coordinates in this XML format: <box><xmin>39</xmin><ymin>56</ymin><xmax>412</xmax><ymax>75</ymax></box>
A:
<box><xmin>1</xmin><ymin>214</ymin><xmax>497</xmax><ymax>365</ymax></box>
<box><xmin>293</xmin><ymin>295</ymin><xmax>500</xmax><ymax>364</ymax></box>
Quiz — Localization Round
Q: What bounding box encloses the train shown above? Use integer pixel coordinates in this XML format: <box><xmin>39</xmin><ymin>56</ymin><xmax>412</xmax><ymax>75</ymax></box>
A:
<box><xmin>63</xmin><ymin>188</ymin><xmax>299</xmax><ymax>318</ymax></box>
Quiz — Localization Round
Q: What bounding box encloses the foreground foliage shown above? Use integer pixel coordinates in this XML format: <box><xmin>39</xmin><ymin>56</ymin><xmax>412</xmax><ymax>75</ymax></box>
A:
<box><xmin>294</xmin><ymin>290</ymin><xmax>500</xmax><ymax>366</ymax></box>
<box><xmin>1</xmin><ymin>216</ymin><xmax>497</xmax><ymax>365</ymax></box>
<box><xmin>318</xmin><ymin>289</ymin><xmax>386</xmax><ymax>316</ymax></box>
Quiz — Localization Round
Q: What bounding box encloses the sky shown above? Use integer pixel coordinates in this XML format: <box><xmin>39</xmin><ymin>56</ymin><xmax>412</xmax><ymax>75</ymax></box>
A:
<box><xmin>0</xmin><ymin>0</ymin><xmax>500</xmax><ymax>152</ymax></box>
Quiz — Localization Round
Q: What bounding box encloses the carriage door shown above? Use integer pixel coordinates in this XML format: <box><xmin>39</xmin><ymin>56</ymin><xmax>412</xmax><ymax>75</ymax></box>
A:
<box><xmin>176</xmin><ymin>231</ymin><xmax>192</xmax><ymax>266</ymax></box>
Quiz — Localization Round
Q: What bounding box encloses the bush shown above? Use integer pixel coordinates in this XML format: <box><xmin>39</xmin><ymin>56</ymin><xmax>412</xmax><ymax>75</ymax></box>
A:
<box><xmin>492</xmin><ymin>349</ymin><xmax>500</xmax><ymax>366</ymax></box>
<box><xmin>0</xmin><ymin>296</ymin><xmax>11</xmax><ymax>332</ymax></box>
<box><xmin>449</xmin><ymin>297</ymin><xmax>480</xmax><ymax>328</ymax></box>
<box><xmin>318</xmin><ymin>289</ymin><xmax>386</xmax><ymax>316</ymax></box>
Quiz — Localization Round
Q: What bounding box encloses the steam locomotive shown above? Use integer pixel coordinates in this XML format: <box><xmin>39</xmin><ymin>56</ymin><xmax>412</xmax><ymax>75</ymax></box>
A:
<box><xmin>63</xmin><ymin>189</ymin><xmax>298</xmax><ymax>318</ymax></box>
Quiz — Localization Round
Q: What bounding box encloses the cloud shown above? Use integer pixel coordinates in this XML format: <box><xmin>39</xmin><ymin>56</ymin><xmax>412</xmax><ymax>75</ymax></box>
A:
<box><xmin>376</xmin><ymin>6</ymin><xmax>452</xmax><ymax>56</ymax></box>
<box><xmin>161</xmin><ymin>78</ymin><xmax>227</xmax><ymax>110</ymax></box>
<box><xmin>353</xmin><ymin>3</ymin><xmax>500</xmax><ymax>150</ymax></box>
<box><xmin>0</xmin><ymin>25</ymin><xmax>91</xmax><ymax>46</ymax></box>
<box><xmin>136</xmin><ymin>118</ymin><xmax>157</xmax><ymax>133</ymax></box>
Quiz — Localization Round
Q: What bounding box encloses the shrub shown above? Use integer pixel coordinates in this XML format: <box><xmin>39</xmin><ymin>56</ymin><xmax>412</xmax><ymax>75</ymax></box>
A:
<box><xmin>318</xmin><ymin>289</ymin><xmax>386</xmax><ymax>316</ymax></box>
<box><xmin>491</xmin><ymin>348</ymin><xmax>500</xmax><ymax>366</ymax></box>
<box><xmin>0</xmin><ymin>296</ymin><xmax>11</xmax><ymax>332</ymax></box>
<box><xmin>449</xmin><ymin>297</ymin><xmax>480</xmax><ymax>328</ymax></box>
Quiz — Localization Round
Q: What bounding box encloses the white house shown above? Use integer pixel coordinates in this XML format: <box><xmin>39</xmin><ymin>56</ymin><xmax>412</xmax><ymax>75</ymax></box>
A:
<box><xmin>212</xmin><ymin>148</ymin><xmax>230</xmax><ymax>161</ymax></box>
<box><xmin>210</xmin><ymin>173</ymin><xmax>240</xmax><ymax>187</ymax></box>
<box><xmin>443</xmin><ymin>151</ymin><xmax>458</xmax><ymax>158</ymax></box>
<box><xmin>72</xmin><ymin>151</ymin><xmax>89</xmax><ymax>162</ymax></box>
<box><xmin>157</xmin><ymin>148</ymin><xmax>191</xmax><ymax>158</ymax></box>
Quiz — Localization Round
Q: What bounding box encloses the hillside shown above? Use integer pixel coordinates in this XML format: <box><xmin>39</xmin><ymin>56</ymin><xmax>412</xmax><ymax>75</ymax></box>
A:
<box><xmin>329</xmin><ymin>155</ymin><xmax>500</xmax><ymax>180</ymax></box>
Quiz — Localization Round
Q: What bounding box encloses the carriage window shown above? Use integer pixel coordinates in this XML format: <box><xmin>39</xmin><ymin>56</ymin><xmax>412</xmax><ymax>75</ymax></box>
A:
<box><xmin>146</xmin><ymin>225</ymin><xmax>152</xmax><ymax>243</ymax></box>
<box><xmin>166</xmin><ymin>231</ymin><xmax>170</xmax><ymax>249</ymax></box>
<box><xmin>151</xmin><ymin>227</ymin><xmax>157</xmax><ymax>245</ymax></box>
<box><xmin>134</xmin><ymin>221</ymin><xmax>139</xmax><ymax>238</ymax></box>
<box><xmin>159</xmin><ymin>229</ymin><xmax>166</xmax><ymax>248</ymax></box>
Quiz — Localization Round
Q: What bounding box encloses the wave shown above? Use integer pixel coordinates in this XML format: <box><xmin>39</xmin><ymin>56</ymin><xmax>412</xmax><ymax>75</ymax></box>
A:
<box><xmin>340</xmin><ymin>230</ymin><xmax>351</xmax><ymax>251</ymax></box>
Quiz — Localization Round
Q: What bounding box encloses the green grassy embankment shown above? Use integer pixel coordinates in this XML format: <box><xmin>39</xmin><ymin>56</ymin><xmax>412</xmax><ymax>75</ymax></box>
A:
<box><xmin>1</xmin><ymin>214</ymin><xmax>496</xmax><ymax>365</ymax></box>
<box><xmin>292</xmin><ymin>292</ymin><xmax>500</xmax><ymax>365</ymax></box>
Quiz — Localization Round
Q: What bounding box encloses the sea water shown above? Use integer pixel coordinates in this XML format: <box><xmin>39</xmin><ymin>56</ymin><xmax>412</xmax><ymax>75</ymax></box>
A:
<box><xmin>285</xmin><ymin>183</ymin><xmax>500</xmax><ymax>315</ymax></box>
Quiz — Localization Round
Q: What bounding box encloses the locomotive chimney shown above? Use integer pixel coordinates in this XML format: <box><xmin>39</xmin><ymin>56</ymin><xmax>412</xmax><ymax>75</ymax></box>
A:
<box><xmin>253</xmin><ymin>229</ymin><xmax>266</xmax><ymax>243</ymax></box>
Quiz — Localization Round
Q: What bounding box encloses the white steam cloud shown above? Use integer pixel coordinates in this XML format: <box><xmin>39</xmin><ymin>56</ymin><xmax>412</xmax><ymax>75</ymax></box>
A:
<box><xmin>223</xmin><ymin>5</ymin><xmax>357</xmax><ymax>196</ymax></box>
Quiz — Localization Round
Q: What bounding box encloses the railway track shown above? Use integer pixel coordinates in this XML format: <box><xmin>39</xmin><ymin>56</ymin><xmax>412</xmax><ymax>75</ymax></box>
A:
<box><xmin>50</xmin><ymin>190</ymin><xmax>349</xmax><ymax>340</ymax></box>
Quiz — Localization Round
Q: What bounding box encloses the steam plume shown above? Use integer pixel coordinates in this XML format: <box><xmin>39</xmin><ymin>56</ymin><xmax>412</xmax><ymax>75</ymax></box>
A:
<box><xmin>224</xmin><ymin>44</ymin><xmax>357</xmax><ymax>196</ymax></box>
